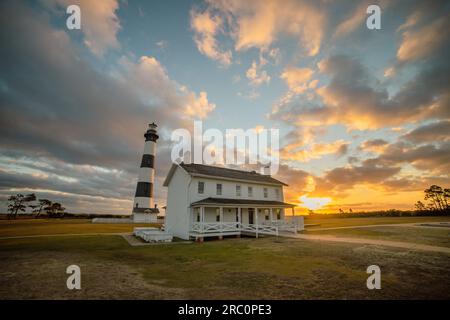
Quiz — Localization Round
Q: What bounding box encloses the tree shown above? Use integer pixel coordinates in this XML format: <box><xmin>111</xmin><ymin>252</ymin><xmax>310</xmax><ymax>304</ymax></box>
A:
<box><xmin>7</xmin><ymin>193</ymin><xmax>36</xmax><ymax>219</ymax></box>
<box><xmin>415</xmin><ymin>201</ymin><xmax>426</xmax><ymax>211</ymax></box>
<box><xmin>29</xmin><ymin>199</ymin><xmax>52</xmax><ymax>218</ymax></box>
<box><xmin>44</xmin><ymin>202</ymin><xmax>66</xmax><ymax>218</ymax></box>
<box><xmin>424</xmin><ymin>185</ymin><xmax>446</xmax><ymax>211</ymax></box>
<box><xmin>444</xmin><ymin>188</ymin><xmax>450</xmax><ymax>209</ymax></box>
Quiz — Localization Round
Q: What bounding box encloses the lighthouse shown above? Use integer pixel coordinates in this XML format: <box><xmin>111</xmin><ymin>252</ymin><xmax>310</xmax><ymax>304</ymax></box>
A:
<box><xmin>132</xmin><ymin>122</ymin><xmax>159</xmax><ymax>223</ymax></box>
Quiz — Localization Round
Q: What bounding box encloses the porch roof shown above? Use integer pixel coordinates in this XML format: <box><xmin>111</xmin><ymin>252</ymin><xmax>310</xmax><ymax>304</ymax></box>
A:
<box><xmin>190</xmin><ymin>197</ymin><xmax>296</xmax><ymax>208</ymax></box>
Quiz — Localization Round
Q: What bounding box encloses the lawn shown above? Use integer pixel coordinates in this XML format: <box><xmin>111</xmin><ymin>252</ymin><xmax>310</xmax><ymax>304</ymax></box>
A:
<box><xmin>306</xmin><ymin>225</ymin><xmax>450</xmax><ymax>247</ymax></box>
<box><xmin>304</xmin><ymin>216</ymin><xmax>450</xmax><ymax>229</ymax></box>
<box><xmin>0</xmin><ymin>217</ymin><xmax>449</xmax><ymax>299</ymax></box>
<box><xmin>0</xmin><ymin>219</ymin><xmax>159</xmax><ymax>237</ymax></box>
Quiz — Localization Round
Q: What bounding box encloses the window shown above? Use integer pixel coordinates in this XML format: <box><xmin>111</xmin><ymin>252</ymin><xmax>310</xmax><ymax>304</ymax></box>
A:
<box><xmin>216</xmin><ymin>183</ymin><xmax>222</xmax><ymax>195</ymax></box>
<box><xmin>263</xmin><ymin>187</ymin><xmax>268</xmax><ymax>198</ymax></box>
<box><xmin>236</xmin><ymin>185</ymin><xmax>241</xmax><ymax>196</ymax></box>
<box><xmin>275</xmin><ymin>188</ymin><xmax>280</xmax><ymax>199</ymax></box>
<box><xmin>198</xmin><ymin>181</ymin><xmax>204</xmax><ymax>194</ymax></box>
<box><xmin>265</xmin><ymin>209</ymin><xmax>269</xmax><ymax>220</ymax></box>
<box><xmin>248</xmin><ymin>186</ymin><xmax>253</xmax><ymax>197</ymax></box>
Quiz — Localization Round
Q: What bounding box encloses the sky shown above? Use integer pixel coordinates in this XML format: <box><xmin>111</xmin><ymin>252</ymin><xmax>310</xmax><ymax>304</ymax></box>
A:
<box><xmin>0</xmin><ymin>0</ymin><xmax>449</xmax><ymax>215</ymax></box>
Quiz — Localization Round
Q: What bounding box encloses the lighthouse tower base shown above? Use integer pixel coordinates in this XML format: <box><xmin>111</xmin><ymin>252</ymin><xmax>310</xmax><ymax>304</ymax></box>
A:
<box><xmin>132</xmin><ymin>206</ymin><xmax>159</xmax><ymax>223</ymax></box>
<box><xmin>133</xmin><ymin>212</ymin><xmax>158</xmax><ymax>223</ymax></box>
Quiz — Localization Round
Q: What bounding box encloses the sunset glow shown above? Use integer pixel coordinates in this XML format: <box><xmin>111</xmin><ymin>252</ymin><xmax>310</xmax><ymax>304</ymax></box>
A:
<box><xmin>299</xmin><ymin>195</ymin><xmax>332</xmax><ymax>211</ymax></box>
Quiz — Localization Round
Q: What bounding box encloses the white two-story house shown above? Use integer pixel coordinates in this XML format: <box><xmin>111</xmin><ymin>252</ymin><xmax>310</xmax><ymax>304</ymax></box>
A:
<box><xmin>163</xmin><ymin>163</ymin><xmax>302</xmax><ymax>241</ymax></box>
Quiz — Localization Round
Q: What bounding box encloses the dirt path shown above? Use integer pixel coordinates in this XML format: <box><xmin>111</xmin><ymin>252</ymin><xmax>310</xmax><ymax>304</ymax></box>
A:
<box><xmin>306</xmin><ymin>222</ymin><xmax>450</xmax><ymax>232</ymax></box>
<box><xmin>288</xmin><ymin>233</ymin><xmax>450</xmax><ymax>254</ymax></box>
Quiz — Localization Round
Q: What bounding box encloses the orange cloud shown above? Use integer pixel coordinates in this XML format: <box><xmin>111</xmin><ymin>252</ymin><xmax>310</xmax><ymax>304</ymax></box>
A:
<box><xmin>281</xmin><ymin>139</ymin><xmax>349</xmax><ymax>162</ymax></box>
<box><xmin>246</xmin><ymin>60</ymin><xmax>270</xmax><ymax>86</ymax></box>
<box><xmin>280</xmin><ymin>67</ymin><xmax>314</xmax><ymax>93</ymax></box>
<box><xmin>397</xmin><ymin>15</ymin><xmax>449</xmax><ymax>62</ymax></box>
<box><xmin>190</xmin><ymin>9</ymin><xmax>232</xmax><ymax>66</ymax></box>
<box><xmin>207</xmin><ymin>0</ymin><xmax>326</xmax><ymax>56</ymax></box>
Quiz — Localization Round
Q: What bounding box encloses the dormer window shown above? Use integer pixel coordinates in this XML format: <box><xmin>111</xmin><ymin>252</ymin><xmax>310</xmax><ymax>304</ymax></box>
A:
<box><xmin>198</xmin><ymin>181</ymin><xmax>204</xmax><ymax>194</ymax></box>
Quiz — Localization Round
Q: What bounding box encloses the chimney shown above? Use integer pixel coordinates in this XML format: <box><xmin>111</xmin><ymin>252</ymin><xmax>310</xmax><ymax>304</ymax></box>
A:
<box><xmin>132</xmin><ymin>123</ymin><xmax>159</xmax><ymax>213</ymax></box>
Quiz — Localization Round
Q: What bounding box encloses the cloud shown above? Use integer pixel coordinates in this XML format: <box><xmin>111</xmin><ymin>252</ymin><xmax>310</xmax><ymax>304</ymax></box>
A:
<box><xmin>119</xmin><ymin>56</ymin><xmax>216</xmax><ymax>120</ymax></box>
<box><xmin>401</xmin><ymin>121</ymin><xmax>450</xmax><ymax>144</ymax></box>
<box><xmin>366</xmin><ymin>142</ymin><xmax>450</xmax><ymax>175</ymax></box>
<box><xmin>280</xmin><ymin>67</ymin><xmax>314</xmax><ymax>93</ymax></box>
<box><xmin>360</xmin><ymin>139</ymin><xmax>389</xmax><ymax>153</ymax></box>
<box><xmin>333</xmin><ymin>1</ymin><xmax>370</xmax><ymax>39</ymax></box>
<box><xmin>246</xmin><ymin>60</ymin><xmax>270</xmax><ymax>86</ymax></box>
<box><xmin>190</xmin><ymin>8</ymin><xmax>232</xmax><ymax>66</ymax></box>
<box><xmin>205</xmin><ymin>0</ymin><xmax>326</xmax><ymax>56</ymax></box>
<box><xmin>333</xmin><ymin>1</ymin><xmax>392</xmax><ymax>39</ymax></box>
<box><xmin>270</xmin><ymin>54</ymin><xmax>450</xmax><ymax>130</ymax></box>
<box><xmin>281</xmin><ymin>139</ymin><xmax>349</xmax><ymax>162</ymax></box>
<box><xmin>45</xmin><ymin>0</ymin><xmax>121</xmax><ymax>56</ymax></box>
<box><xmin>397</xmin><ymin>15</ymin><xmax>449</xmax><ymax>63</ymax></box>
<box><xmin>320</xmin><ymin>163</ymin><xmax>401</xmax><ymax>191</ymax></box>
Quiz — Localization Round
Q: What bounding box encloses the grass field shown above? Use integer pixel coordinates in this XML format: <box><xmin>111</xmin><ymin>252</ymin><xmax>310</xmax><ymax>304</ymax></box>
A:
<box><xmin>0</xmin><ymin>216</ymin><xmax>449</xmax><ymax>299</ymax></box>
<box><xmin>307</xmin><ymin>226</ymin><xmax>450</xmax><ymax>247</ymax></box>
<box><xmin>0</xmin><ymin>219</ymin><xmax>159</xmax><ymax>237</ymax></box>
<box><xmin>304</xmin><ymin>216</ymin><xmax>450</xmax><ymax>229</ymax></box>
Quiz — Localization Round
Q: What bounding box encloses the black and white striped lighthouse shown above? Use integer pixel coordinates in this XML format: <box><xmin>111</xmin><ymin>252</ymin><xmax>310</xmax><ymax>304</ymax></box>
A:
<box><xmin>132</xmin><ymin>122</ymin><xmax>159</xmax><ymax>219</ymax></box>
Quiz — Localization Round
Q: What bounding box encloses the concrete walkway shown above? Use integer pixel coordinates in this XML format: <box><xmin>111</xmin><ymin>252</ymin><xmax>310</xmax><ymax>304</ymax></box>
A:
<box><xmin>286</xmin><ymin>233</ymin><xmax>450</xmax><ymax>254</ymax></box>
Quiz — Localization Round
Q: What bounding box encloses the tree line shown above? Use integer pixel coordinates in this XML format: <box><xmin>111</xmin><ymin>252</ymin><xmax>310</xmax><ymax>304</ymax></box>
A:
<box><xmin>6</xmin><ymin>193</ymin><xmax>66</xmax><ymax>219</ymax></box>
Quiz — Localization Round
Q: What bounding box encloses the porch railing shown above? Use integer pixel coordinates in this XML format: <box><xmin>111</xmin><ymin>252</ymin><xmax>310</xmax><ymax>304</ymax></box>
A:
<box><xmin>190</xmin><ymin>222</ymin><xmax>278</xmax><ymax>236</ymax></box>
<box><xmin>191</xmin><ymin>222</ymin><xmax>240</xmax><ymax>233</ymax></box>
<box><xmin>262</xmin><ymin>220</ymin><xmax>298</xmax><ymax>233</ymax></box>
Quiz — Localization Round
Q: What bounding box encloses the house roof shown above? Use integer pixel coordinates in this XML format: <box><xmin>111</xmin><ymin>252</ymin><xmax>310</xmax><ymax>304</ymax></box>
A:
<box><xmin>190</xmin><ymin>197</ymin><xmax>295</xmax><ymax>207</ymax></box>
<box><xmin>163</xmin><ymin>162</ymin><xmax>288</xmax><ymax>187</ymax></box>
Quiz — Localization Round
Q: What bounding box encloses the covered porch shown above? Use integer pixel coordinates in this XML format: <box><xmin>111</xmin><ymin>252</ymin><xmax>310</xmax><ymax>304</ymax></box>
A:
<box><xmin>189</xmin><ymin>198</ymin><xmax>297</xmax><ymax>241</ymax></box>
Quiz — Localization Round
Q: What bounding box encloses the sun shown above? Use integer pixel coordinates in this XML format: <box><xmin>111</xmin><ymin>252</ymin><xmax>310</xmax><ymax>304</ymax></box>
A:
<box><xmin>299</xmin><ymin>195</ymin><xmax>332</xmax><ymax>211</ymax></box>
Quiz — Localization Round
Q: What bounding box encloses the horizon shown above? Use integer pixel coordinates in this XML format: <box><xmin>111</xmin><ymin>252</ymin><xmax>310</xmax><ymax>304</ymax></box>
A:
<box><xmin>1</xmin><ymin>0</ymin><xmax>449</xmax><ymax>215</ymax></box>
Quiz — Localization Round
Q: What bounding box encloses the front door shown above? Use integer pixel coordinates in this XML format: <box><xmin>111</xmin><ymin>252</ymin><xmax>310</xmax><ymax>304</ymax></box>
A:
<box><xmin>248</xmin><ymin>208</ymin><xmax>254</xmax><ymax>224</ymax></box>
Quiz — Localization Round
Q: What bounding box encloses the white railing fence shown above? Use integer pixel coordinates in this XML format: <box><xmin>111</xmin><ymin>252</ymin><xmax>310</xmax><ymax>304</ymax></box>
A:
<box><xmin>262</xmin><ymin>220</ymin><xmax>298</xmax><ymax>233</ymax></box>
<box><xmin>191</xmin><ymin>222</ymin><xmax>240</xmax><ymax>233</ymax></box>
<box><xmin>191</xmin><ymin>222</ymin><xmax>279</xmax><ymax>236</ymax></box>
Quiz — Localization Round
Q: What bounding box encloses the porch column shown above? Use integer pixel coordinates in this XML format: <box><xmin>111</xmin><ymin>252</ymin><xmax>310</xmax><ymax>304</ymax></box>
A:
<box><xmin>292</xmin><ymin>207</ymin><xmax>295</xmax><ymax>216</ymax></box>
<box><xmin>200</xmin><ymin>206</ymin><xmax>205</xmax><ymax>234</ymax></box>
<box><xmin>219</xmin><ymin>206</ymin><xmax>224</xmax><ymax>233</ymax></box>
<box><xmin>255</xmin><ymin>207</ymin><xmax>259</xmax><ymax>238</ymax></box>
<box><xmin>236</xmin><ymin>207</ymin><xmax>241</xmax><ymax>238</ymax></box>
<box><xmin>270</xmin><ymin>208</ymin><xmax>273</xmax><ymax>222</ymax></box>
